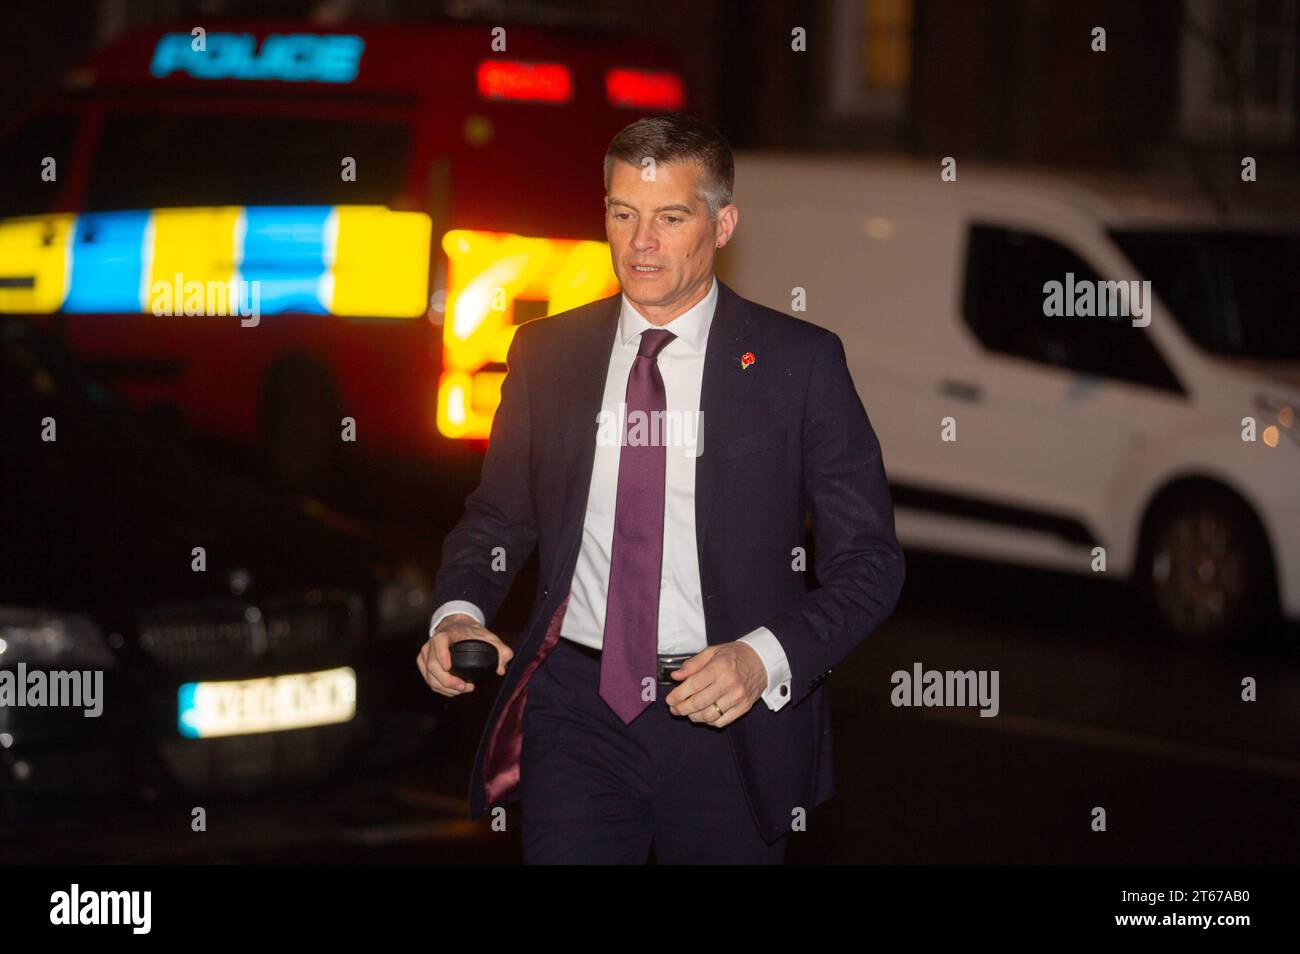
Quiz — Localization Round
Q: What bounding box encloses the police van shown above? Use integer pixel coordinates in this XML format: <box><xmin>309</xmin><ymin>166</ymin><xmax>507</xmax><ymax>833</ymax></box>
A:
<box><xmin>0</xmin><ymin>19</ymin><xmax>685</xmax><ymax>491</ymax></box>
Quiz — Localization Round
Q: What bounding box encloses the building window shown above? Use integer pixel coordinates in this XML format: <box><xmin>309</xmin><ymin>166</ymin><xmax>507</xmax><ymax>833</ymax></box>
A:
<box><xmin>827</xmin><ymin>0</ymin><xmax>913</xmax><ymax>119</ymax></box>
<box><xmin>1179</xmin><ymin>0</ymin><xmax>1298</xmax><ymax>141</ymax></box>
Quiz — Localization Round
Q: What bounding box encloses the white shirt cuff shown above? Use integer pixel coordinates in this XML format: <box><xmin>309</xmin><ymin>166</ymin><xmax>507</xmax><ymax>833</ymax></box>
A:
<box><xmin>737</xmin><ymin>627</ymin><xmax>792</xmax><ymax>712</ymax></box>
<box><xmin>429</xmin><ymin>600</ymin><xmax>485</xmax><ymax>638</ymax></box>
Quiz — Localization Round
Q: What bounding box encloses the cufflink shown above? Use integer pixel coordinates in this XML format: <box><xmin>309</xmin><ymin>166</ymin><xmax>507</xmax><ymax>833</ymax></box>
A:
<box><xmin>779</xmin><ymin>685</ymin><xmax>788</xmax><ymax>697</ymax></box>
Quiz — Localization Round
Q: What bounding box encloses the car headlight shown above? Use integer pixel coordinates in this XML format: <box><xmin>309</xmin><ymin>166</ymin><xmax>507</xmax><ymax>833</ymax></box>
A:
<box><xmin>1255</xmin><ymin>393</ymin><xmax>1300</xmax><ymax>449</ymax></box>
<box><xmin>376</xmin><ymin>564</ymin><xmax>434</xmax><ymax>637</ymax></box>
<box><xmin>0</xmin><ymin>608</ymin><xmax>115</xmax><ymax>667</ymax></box>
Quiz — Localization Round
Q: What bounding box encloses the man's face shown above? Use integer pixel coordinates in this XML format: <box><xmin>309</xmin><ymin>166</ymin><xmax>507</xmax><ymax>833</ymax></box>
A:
<box><xmin>604</xmin><ymin>158</ymin><xmax>737</xmax><ymax>322</ymax></box>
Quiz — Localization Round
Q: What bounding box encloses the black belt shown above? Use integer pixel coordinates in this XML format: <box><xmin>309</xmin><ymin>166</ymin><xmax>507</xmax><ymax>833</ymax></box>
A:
<box><xmin>560</xmin><ymin>637</ymin><xmax>693</xmax><ymax>685</ymax></box>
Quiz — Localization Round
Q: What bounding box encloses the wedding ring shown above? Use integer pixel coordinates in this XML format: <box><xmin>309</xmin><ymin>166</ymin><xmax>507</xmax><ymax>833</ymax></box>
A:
<box><xmin>712</xmin><ymin>702</ymin><xmax>724</xmax><ymax>717</ymax></box>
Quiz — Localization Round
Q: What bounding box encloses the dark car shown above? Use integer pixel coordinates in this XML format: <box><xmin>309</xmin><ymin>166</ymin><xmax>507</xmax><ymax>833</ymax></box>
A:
<box><xmin>0</xmin><ymin>315</ymin><xmax>438</xmax><ymax>822</ymax></box>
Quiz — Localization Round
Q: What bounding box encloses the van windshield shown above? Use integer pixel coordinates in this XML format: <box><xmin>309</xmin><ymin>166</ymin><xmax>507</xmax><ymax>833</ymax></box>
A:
<box><xmin>86</xmin><ymin>112</ymin><xmax>410</xmax><ymax>210</ymax></box>
<box><xmin>1110</xmin><ymin>229</ymin><xmax>1300</xmax><ymax>361</ymax></box>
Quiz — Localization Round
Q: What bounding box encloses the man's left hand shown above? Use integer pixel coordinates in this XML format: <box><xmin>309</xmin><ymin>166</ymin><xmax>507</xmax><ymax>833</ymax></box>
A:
<box><xmin>664</xmin><ymin>642</ymin><xmax>767</xmax><ymax>728</ymax></box>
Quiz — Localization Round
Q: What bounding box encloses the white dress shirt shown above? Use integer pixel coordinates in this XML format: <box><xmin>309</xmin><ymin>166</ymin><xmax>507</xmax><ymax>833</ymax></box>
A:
<box><xmin>431</xmin><ymin>275</ymin><xmax>793</xmax><ymax>711</ymax></box>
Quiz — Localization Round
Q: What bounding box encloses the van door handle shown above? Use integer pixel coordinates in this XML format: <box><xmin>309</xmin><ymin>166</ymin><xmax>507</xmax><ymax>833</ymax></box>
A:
<box><xmin>940</xmin><ymin>379</ymin><xmax>983</xmax><ymax>402</ymax></box>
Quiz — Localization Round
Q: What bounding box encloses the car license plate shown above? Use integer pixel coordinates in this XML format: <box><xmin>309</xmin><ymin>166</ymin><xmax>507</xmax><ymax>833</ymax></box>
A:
<box><xmin>178</xmin><ymin>667</ymin><xmax>356</xmax><ymax>738</ymax></box>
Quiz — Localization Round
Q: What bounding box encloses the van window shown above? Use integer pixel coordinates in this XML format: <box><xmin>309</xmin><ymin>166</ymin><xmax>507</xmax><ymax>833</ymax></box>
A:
<box><xmin>963</xmin><ymin>224</ymin><xmax>1183</xmax><ymax>394</ymax></box>
<box><xmin>86</xmin><ymin>113</ymin><xmax>410</xmax><ymax>210</ymax></box>
<box><xmin>0</xmin><ymin>114</ymin><xmax>78</xmax><ymax>217</ymax></box>
<box><xmin>1110</xmin><ymin>229</ymin><xmax>1300</xmax><ymax>361</ymax></box>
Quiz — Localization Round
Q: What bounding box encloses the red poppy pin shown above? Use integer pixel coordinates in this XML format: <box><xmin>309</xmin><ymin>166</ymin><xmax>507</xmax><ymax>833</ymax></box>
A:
<box><xmin>740</xmin><ymin>351</ymin><xmax>756</xmax><ymax>370</ymax></box>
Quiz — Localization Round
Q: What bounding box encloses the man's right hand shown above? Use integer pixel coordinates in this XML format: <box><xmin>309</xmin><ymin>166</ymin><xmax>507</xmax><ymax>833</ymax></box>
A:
<box><xmin>416</xmin><ymin>613</ymin><xmax>514</xmax><ymax>697</ymax></box>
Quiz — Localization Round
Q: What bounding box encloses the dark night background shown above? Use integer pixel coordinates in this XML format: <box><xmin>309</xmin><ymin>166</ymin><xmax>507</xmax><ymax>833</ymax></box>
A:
<box><xmin>1</xmin><ymin>0</ymin><xmax>1298</xmax><ymax>866</ymax></box>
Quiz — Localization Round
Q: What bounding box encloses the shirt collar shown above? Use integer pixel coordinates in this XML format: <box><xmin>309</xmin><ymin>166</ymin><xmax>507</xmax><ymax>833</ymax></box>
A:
<box><xmin>617</xmin><ymin>275</ymin><xmax>717</xmax><ymax>353</ymax></box>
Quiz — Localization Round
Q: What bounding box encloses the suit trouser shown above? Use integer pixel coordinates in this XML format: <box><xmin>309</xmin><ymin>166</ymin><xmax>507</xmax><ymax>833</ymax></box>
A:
<box><xmin>518</xmin><ymin>635</ymin><xmax>789</xmax><ymax>864</ymax></box>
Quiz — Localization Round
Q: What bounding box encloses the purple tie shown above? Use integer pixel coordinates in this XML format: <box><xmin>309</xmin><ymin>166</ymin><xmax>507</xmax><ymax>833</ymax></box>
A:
<box><xmin>599</xmin><ymin>328</ymin><xmax>676</xmax><ymax>724</ymax></box>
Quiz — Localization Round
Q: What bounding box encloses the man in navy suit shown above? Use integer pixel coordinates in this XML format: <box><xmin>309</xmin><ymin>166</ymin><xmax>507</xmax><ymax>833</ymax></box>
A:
<box><xmin>417</xmin><ymin>113</ymin><xmax>904</xmax><ymax>863</ymax></box>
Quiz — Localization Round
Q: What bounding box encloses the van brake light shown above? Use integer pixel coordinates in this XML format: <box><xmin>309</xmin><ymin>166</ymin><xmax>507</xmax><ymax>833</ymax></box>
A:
<box><xmin>605</xmin><ymin>68</ymin><xmax>684</xmax><ymax>110</ymax></box>
<box><xmin>477</xmin><ymin>60</ymin><xmax>572</xmax><ymax>103</ymax></box>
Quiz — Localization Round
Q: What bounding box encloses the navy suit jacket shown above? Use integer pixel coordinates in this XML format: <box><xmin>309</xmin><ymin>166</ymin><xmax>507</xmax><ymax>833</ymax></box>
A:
<box><xmin>432</xmin><ymin>277</ymin><xmax>905</xmax><ymax>844</ymax></box>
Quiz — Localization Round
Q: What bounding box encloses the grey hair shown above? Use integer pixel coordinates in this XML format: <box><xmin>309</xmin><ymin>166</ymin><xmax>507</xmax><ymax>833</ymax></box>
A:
<box><xmin>603</xmin><ymin>113</ymin><xmax>734</xmax><ymax>219</ymax></box>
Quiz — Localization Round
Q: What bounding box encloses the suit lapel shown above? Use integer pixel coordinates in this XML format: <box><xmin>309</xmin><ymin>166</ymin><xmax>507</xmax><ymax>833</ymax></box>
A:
<box><xmin>556</xmin><ymin>293</ymin><xmax>620</xmax><ymax>569</ymax></box>
<box><xmin>695</xmin><ymin>279</ymin><xmax>754</xmax><ymax>547</ymax></box>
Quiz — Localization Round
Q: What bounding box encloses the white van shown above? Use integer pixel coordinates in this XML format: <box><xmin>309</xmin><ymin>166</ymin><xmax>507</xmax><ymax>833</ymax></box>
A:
<box><xmin>723</xmin><ymin>153</ymin><xmax>1300</xmax><ymax>642</ymax></box>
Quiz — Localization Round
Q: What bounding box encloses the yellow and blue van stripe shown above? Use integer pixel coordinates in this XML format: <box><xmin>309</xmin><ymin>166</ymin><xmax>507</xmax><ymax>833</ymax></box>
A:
<box><xmin>0</xmin><ymin>205</ymin><xmax>430</xmax><ymax>318</ymax></box>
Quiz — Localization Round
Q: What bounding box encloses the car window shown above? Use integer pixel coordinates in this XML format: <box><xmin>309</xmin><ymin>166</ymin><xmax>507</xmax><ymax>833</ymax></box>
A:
<box><xmin>962</xmin><ymin>224</ymin><xmax>1183</xmax><ymax>394</ymax></box>
<box><xmin>1110</xmin><ymin>229</ymin><xmax>1300</xmax><ymax>361</ymax></box>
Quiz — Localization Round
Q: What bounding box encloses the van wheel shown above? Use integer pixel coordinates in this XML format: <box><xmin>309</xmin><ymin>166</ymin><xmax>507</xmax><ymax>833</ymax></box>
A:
<box><xmin>262</xmin><ymin>359</ymin><xmax>340</xmax><ymax>498</ymax></box>
<box><xmin>1137</xmin><ymin>487</ymin><xmax>1277</xmax><ymax>643</ymax></box>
